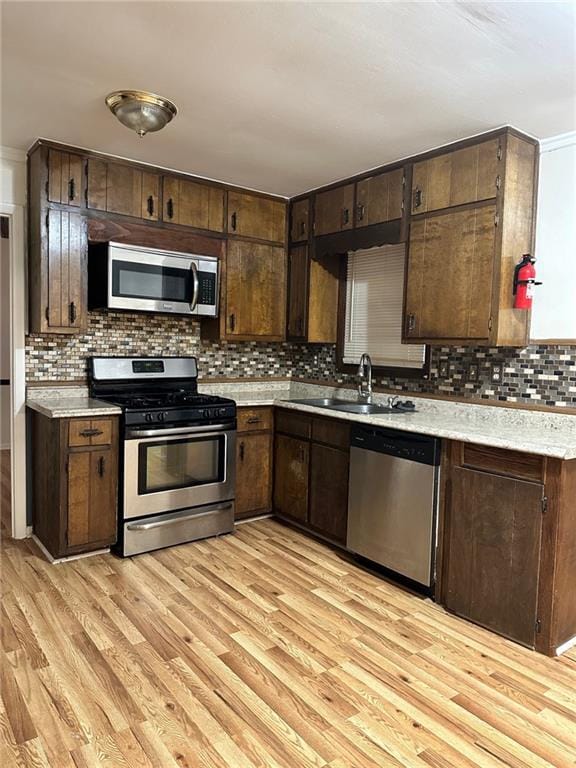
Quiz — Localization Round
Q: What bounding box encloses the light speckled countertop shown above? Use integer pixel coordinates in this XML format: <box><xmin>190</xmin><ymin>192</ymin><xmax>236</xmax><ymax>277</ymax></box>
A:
<box><xmin>27</xmin><ymin>381</ymin><xmax>576</xmax><ymax>459</ymax></box>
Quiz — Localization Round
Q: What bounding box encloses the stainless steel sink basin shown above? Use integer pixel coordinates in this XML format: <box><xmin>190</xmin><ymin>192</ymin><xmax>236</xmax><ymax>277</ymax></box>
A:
<box><xmin>287</xmin><ymin>398</ymin><xmax>408</xmax><ymax>415</ymax></box>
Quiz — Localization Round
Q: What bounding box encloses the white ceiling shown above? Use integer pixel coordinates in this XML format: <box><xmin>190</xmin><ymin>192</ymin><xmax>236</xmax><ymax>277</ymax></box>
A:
<box><xmin>2</xmin><ymin>1</ymin><xmax>575</xmax><ymax>197</ymax></box>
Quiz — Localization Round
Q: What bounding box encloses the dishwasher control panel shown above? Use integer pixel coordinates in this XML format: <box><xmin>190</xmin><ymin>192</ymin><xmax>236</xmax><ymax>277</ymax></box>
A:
<box><xmin>350</xmin><ymin>425</ymin><xmax>440</xmax><ymax>466</ymax></box>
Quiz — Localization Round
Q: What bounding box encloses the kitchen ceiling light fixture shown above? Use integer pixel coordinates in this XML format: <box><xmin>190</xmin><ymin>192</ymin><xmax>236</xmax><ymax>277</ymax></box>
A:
<box><xmin>105</xmin><ymin>90</ymin><xmax>177</xmax><ymax>137</ymax></box>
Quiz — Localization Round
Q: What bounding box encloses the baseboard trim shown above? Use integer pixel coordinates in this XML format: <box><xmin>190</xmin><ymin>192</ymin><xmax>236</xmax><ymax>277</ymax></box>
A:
<box><xmin>31</xmin><ymin>534</ymin><xmax>110</xmax><ymax>564</ymax></box>
<box><xmin>235</xmin><ymin>514</ymin><xmax>273</xmax><ymax>526</ymax></box>
<box><xmin>556</xmin><ymin>635</ymin><xmax>576</xmax><ymax>656</ymax></box>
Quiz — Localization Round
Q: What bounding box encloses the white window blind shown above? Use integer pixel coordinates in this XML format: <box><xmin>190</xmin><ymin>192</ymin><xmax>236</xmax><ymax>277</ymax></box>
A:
<box><xmin>343</xmin><ymin>244</ymin><xmax>426</xmax><ymax>369</ymax></box>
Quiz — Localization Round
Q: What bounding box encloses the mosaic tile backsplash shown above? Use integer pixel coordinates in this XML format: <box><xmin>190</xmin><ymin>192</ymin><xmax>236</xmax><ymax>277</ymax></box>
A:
<box><xmin>26</xmin><ymin>311</ymin><xmax>576</xmax><ymax>407</ymax></box>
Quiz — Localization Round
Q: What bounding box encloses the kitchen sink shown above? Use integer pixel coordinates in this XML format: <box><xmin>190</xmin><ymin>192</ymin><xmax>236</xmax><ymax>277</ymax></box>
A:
<box><xmin>288</xmin><ymin>398</ymin><xmax>413</xmax><ymax>415</ymax></box>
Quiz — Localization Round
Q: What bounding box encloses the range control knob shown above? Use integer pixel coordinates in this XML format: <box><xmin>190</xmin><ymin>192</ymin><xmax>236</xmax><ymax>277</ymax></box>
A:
<box><xmin>145</xmin><ymin>413</ymin><xmax>154</xmax><ymax>422</ymax></box>
<box><xmin>157</xmin><ymin>412</ymin><xmax>165</xmax><ymax>422</ymax></box>
<box><xmin>218</xmin><ymin>407</ymin><xmax>228</xmax><ymax>417</ymax></box>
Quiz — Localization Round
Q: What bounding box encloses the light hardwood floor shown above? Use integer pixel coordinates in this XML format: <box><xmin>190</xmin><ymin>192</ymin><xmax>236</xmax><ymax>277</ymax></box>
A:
<box><xmin>1</xmin><ymin>518</ymin><xmax>575</xmax><ymax>768</ymax></box>
<box><xmin>0</xmin><ymin>449</ymin><xmax>11</xmax><ymax>539</ymax></box>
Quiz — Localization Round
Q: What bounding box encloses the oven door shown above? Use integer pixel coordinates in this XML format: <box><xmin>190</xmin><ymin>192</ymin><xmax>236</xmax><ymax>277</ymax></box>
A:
<box><xmin>108</xmin><ymin>245</ymin><xmax>217</xmax><ymax>317</ymax></box>
<box><xmin>123</xmin><ymin>424</ymin><xmax>235</xmax><ymax>520</ymax></box>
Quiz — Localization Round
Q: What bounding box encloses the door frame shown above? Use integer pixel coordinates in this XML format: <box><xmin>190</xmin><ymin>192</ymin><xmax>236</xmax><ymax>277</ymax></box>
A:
<box><xmin>1</xmin><ymin>200</ymin><xmax>27</xmax><ymax>538</ymax></box>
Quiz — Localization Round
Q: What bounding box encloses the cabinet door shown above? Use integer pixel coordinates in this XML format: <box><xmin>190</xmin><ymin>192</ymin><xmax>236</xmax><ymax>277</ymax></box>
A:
<box><xmin>444</xmin><ymin>466</ymin><xmax>543</xmax><ymax>647</ymax></box>
<box><xmin>236</xmin><ymin>433</ymin><xmax>272</xmax><ymax>519</ymax></box>
<box><xmin>405</xmin><ymin>205</ymin><xmax>496</xmax><ymax>341</ymax></box>
<box><xmin>48</xmin><ymin>149</ymin><xmax>83</xmax><ymax>207</ymax></box>
<box><xmin>290</xmin><ymin>198</ymin><xmax>310</xmax><ymax>242</ymax></box>
<box><xmin>228</xmin><ymin>191</ymin><xmax>286</xmax><ymax>243</ymax></box>
<box><xmin>273</xmin><ymin>434</ymin><xmax>309</xmax><ymax>523</ymax></box>
<box><xmin>356</xmin><ymin>168</ymin><xmax>403</xmax><ymax>227</ymax></box>
<box><xmin>46</xmin><ymin>209</ymin><xmax>86</xmax><ymax>332</ymax></box>
<box><xmin>314</xmin><ymin>184</ymin><xmax>355</xmax><ymax>236</ymax></box>
<box><xmin>87</xmin><ymin>160</ymin><xmax>160</xmax><ymax>220</ymax></box>
<box><xmin>226</xmin><ymin>240</ymin><xmax>286</xmax><ymax>339</ymax></box>
<box><xmin>67</xmin><ymin>449</ymin><xmax>117</xmax><ymax>549</ymax></box>
<box><xmin>411</xmin><ymin>139</ymin><xmax>500</xmax><ymax>214</ymax></box>
<box><xmin>162</xmin><ymin>176</ymin><xmax>224</xmax><ymax>232</ymax></box>
<box><xmin>287</xmin><ymin>245</ymin><xmax>308</xmax><ymax>339</ymax></box>
<box><xmin>309</xmin><ymin>443</ymin><xmax>349</xmax><ymax>543</ymax></box>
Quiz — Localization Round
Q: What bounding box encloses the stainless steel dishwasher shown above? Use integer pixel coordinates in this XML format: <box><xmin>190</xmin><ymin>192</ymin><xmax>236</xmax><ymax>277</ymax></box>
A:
<box><xmin>347</xmin><ymin>425</ymin><xmax>441</xmax><ymax>588</ymax></box>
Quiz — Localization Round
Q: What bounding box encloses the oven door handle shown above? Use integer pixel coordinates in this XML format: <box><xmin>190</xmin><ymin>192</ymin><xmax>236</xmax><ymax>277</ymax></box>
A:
<box><xmin>190</xmin><ymin>261</ymin><xmax>200</xmax><ymax>312</ymax></box>
<box><xmin>126</xmin><ymin>423</ymin><xmax>233</xmax><ymax>438</ymax></box>
<box><xmin>126</xmin><ymin>503</ymin><xmax>233</xmax><ymax>531</ymax></box>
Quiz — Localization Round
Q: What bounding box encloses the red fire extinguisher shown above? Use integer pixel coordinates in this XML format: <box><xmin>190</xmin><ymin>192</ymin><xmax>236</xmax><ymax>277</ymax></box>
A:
<box><xmin>513</xmin><ymin>254</ymin><xmax>542</xmax><ymax>310</ymax></box>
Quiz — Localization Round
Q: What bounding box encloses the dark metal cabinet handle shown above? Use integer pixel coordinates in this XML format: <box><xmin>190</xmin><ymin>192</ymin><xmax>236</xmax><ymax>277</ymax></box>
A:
<box><xmin>69</xmin><ymin>302</ymin><xmax>77</xmax><ymax>324</ymax></box>
<box><xmin>147</xmin><ymin>195</ymin><xmax>154</xmax><ymax>216</ymax></box>
<box><xmin>68</xmin><ymin>178</ymin><xmax>75</xmax><ymax>201</ymax></box>
<box><xmin>166</xmin><ymin>198</ymin><xmax>174</xmax><ymax>219</ymax></box>
<box><xmin>298</xmin><ymin>317</ymin><xmax>304</xmax><ymax>335</ymax></box>
<box><xmin>239</xmin><ymin>442</ymin><xmax>245</xmax><ymax>462</ymax></box>
<box><xmin>97</xmin><ymin>456</ymin><xmax>105</xmax><ymax>477</ymax></box>
<box><xmin>413</xmin><ymin>187</ymin><xmax>423</xmax><ymax>209</ymax></box>
<box><xmin>229</xmin><ymin>314</ymin><xmax>236</xmax><ymax>332</ymax></box>
<box><xmin>80</xmin><ymin>428</ymin><xmax>103</xmax><ymax>437</ymax></box>
<box><xmin>230</xmin><ymin>211</ymin><xmax>237</xmax><ymax>231</ymax></box>
<box><xmin>357</xmin><ymin>203</ymin><xmax>365</xmax><ymax>222</ymax></box>
<box><xmin>342</xmin><ymin>208</ymin><xmax>350</xmax><ymax>226</ymax></box>
<box><xmin>246</xmin><ymin>417</ymin><xmax>261</xmax><ymax>425</ymax></box>
<box><xmin>406</xmin><ymin>313</ymin><xmax>416</xmax><ymax>333</ymax></box>
<box><xmin>299</xmin><ymin>220</ymin><xmax>306</xmax><ymax>237</ymax></box>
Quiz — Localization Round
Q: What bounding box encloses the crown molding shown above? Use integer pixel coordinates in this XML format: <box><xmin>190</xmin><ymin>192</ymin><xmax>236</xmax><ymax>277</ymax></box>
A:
<box><xmin>0</xmin><ymin>146</ymin><xmax>27</xmax><ymax>162</ymax></box>
<box><xmin>540</xmin><ymin>131</ymin><xmax>576</xmax><ymax>153</ymax></box>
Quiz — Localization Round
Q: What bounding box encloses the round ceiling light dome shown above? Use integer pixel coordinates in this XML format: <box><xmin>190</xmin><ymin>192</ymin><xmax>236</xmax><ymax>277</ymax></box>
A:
<box><xmin>105</xmin><ymin>90</ymin><xmax>178</xmax><ymax>137</ymax></box>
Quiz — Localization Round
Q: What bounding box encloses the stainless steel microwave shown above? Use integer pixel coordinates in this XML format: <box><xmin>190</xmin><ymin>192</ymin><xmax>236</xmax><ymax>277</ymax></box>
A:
<box><xmin>88</xmin><ymin>242</ymin><xmax>219</xmax><ymax>317</ymax></box>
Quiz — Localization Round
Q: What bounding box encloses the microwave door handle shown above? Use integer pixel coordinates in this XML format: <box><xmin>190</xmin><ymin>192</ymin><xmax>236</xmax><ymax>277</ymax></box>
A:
<box><xmin>190</xmin><ymin>261</ymin><xmax>200</xmax><ymax>312</ymax></box>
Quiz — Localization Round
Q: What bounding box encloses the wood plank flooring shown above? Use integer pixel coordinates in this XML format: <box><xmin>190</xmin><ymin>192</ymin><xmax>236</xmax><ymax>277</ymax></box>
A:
<box><xmin>1</xmin><ymin>518</ymin><xmax>575</xmax><ymax>767</ymax></box>
<box><xmin>0</xmin><ymin>449</ymin><xmax>10</xmax><ymax>538</ymax></box>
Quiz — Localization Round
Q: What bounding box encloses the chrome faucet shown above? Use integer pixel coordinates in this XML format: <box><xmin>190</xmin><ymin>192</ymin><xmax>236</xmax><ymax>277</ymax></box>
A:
<box><xmin>357</xmin><ymin>353</ymin><xmax>373</xmax><ymax>402</ymax></box>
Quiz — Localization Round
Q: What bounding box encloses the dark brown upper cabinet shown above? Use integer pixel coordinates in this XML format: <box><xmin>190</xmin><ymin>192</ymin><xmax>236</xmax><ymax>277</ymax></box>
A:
<box><xmin>225</xmin><ymin>240</ymin><xmax>286</xmax><ymax>340</ymax></box>
<box><xmin>411</xmin><ymin>138</ymin><xmax>500</xmax><ymax>215</ymax></box>
<box><xmin>227</xmin><ymin>191</ymin><xmax>286</xmax><ymax>243</ymax></box>
<box><xmin>314</xmin><ymin>184</ymin><xmax>355</xmax><ymax>236</ymax></box>
<box><xmin>290</xmin><ymin>198</ymin><xmax>310</xmax><ymax>242</ymax></box>
<box><xmin>162</xmin><ymin>176</ymin><xmax>224</xmax><ymax>232</ymax></box>
<box><xmin>87</xmin><ymin>159</ymin><xmax>160</xmax><ymax>221</ymax></box>
<box><xmin>286</xmin><ymin>245</ymin><xmax>338</xmax><ymax>344</ymax></box>
<box><xmin>404</xmin><ymin>132</ymin><xmax>537</xmax><ymax>347</ymax></box>
<box><xmin>48</xmin><ymin>149</ymin><xmax>83</xmax><ymax>207</ymax></box>
<box><xmin>356</xmin><ymin>167</ymin><xmax>404</xmax><ymax>226</ymax></box>
<box><xmin>30</xmin><ymin>208</ymin><xmax>87</xmax><ymax>334</ymax></box>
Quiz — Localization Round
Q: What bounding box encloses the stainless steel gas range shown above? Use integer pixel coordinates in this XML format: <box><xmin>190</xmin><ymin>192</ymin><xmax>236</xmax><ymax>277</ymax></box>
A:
<box><xmin>89</xmin><ymin>356</ymin><xmax>236</xmax><ymax>557</ymax></box>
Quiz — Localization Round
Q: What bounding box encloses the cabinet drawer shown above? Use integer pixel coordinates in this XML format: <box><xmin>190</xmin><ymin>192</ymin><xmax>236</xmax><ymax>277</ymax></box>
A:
<box><xmin>461</xmin><ymin>443</ymin><xmax>544</xmax><ymax>483</ymax></box>
<box><xmin>275</xmin><ymin>409</ymin><xmax>311</xmax><ymax>439</ymax></box>
<box><xmin>237</xmin><ymin>407</ymin><xmax>273</xmax><ymax>433</ymax></box>
<box><xmin>68</xmin><ymin>419</ymin><xmax>113</xmax><ymax>447</ymax></box>
<box><xmin>311</xmin><ymin>417</ymin><xmax>350</xmax><ymax>450</ymax></box>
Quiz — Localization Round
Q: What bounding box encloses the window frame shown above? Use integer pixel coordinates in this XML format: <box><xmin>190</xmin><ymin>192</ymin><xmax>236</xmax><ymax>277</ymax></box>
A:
<box><xmin>336</xmin><ymin>251</ymin><xmax>430</xmax><ymax>379</ymax></box>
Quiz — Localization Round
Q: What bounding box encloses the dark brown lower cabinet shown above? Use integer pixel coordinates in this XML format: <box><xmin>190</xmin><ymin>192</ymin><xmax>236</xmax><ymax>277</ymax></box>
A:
<box><xmin>444</xmin><ymin>465</ymin><xmax>543</xmax><ymax>647</ymax></box>
<box><xmin>309</xmin><ymin>443</ymin><xmax>349</xmax><ymax>543</ymax></box>
<box><xmin>31</xmin><ymin>412</ymin><xmax>119</xmax><ymax>558</ymax></box>
<box><xmin>273</xmin><ymin>434</ymin><xmax>309</xmax><ymax>523</ymax></box>
<box><xmin>235</xmin><ymin>407</ymin><xmax>274</xmax><ymax>520</ymax></box>
<box><xmin>273</xmin><ymin>409</ymin><xmax>349</xmax><ymax>543</ymax></box>
<box><xmin>440</xmin><ymin>441</ymin><xmax>576</xmax><ymax>656</ymax></box>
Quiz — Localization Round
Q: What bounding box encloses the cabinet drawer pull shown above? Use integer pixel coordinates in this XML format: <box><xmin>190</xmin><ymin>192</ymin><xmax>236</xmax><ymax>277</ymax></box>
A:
<box><xmin>68</xmin><ymin>178</ymin><xmax>75</xmax><ymax>201</ymax></box>
<box><xmin>230</xmin><ymin>211</ymin><xmax>237</xmax><ymax>231</ymax></box>
<box><xmin>229</xmin><ymin>313</ymin><xmax>236</xmax><ymax>332</ymax></box>
<box><xmin>357</xmin><ymin>203</ymin><xmax>365</xmax><ymax>222</ymax></box>
<box><xmin>147</xmin><ymin>195</ymin><xmax>154</xmax><ymax>216</ymax></box>
<box><xmin>239</xmin><ymin>441</ymin><xmax>245</xmax><ymax>461</ymax></box>
<box><xmin>413</xmin><ymin>187</ymin><xmax>423</xmax><ymax>209</ymax></box>
<box><xmin>69</xmin><ymin>301</ymin><xmax>77</xmax><ymax>324</ymax></box>
<box><xmin>98</xmin><ymin>456</ymin><xmax>105</xmax><ymax>477</ymax></box>
<box><xmin>166</xmin><ymin>198</ymin><xmax>174</xmax><ymax>219</ymax></box>
<box><xmin>246</xmin><ymin>417</ymin><xmax>261</xmax><ymax>424</ymax></box>
<box><xmin>80</xmin><ymin>428</ymin><xmax>103</xmax><ymax>437</ymax></box>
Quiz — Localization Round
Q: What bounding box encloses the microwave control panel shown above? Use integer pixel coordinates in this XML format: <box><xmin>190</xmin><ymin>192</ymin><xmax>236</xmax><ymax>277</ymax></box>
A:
<box><xmin>197</xmin><ymin>271</ymin><xmax>217</xmax><ymax>306</ymax></box>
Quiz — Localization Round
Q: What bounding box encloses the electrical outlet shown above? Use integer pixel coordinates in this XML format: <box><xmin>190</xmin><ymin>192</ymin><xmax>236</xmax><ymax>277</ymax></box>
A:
<box><xmin>467</xmin><ymin>363</ymin><xmax>479</xmax><ymax>382</ymax></box>
<box><xmin>438</xmin><ymin>361</ymin><xmax>449</xmax><ymax>378</ymax></box>
<box><xmin>491</xmin><ymin>363</ymin><xmax>503</xmax><ymax>383</ymax></box>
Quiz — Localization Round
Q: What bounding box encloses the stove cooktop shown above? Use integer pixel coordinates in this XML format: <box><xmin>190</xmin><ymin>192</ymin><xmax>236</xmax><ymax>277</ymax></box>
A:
<box><xmin>105</xmin><ymin>391</ymin><xmax>229</xmax><ymax>410</ymax></box>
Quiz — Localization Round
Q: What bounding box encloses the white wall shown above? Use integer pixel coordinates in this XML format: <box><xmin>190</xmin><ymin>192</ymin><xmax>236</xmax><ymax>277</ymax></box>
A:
<box><xmin>531</xmin><ymin>133</ymin><xmax>576</xmax><ymax>341</ymax></box>
<box><xmin>0</xmin><ymin>146</ymin><xmax>27</xmax><ymax>537</ymax></box>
